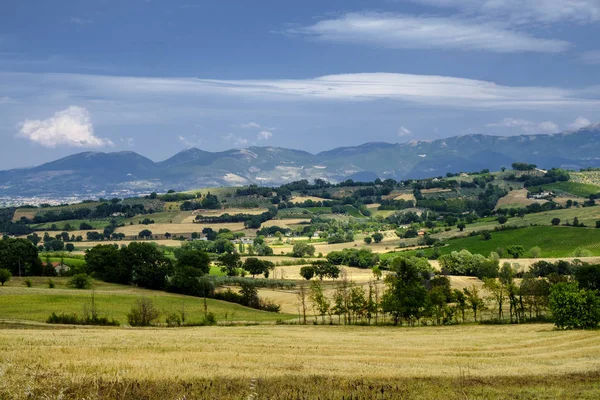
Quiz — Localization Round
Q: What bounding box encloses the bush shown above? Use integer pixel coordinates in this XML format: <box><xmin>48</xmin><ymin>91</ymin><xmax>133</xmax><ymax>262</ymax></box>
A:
<box><xmin>68</xmin><ymin>274</ymin><xmax>92</xmax><ymax>289</ymax></box>
<box><xmin>46</xmin><ymin>312</ymin><xmax>119</xmax><ymax>326</ymax></box>
<box><xmin>47</xmin><ymin>279</ymin><xmax>55</xmax><ymax>288</ymax></box>
<box><xmin>23</xmin><ymin>278</ymin><xmax>32</xmax><ymax>287</ymax></box>
<box><xmin>0</xmin><ymin>268</ymin><xmax>12</xmax><ymax>286</ymax></box>
<box><xmin>165</xmin><ymin>312</ymin><xmax>182</xmax><ymax>327</ymax></box>
<box><xmin>127</xmin><ymin>298</ymin><xmax>160</xmax><ymax>326</ymax></box>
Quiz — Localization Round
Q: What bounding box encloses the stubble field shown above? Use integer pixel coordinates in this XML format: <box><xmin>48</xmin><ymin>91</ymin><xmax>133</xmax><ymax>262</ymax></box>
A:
<box><xmin>1</xmin><ymin>324</ymin><xmax>599</xmax><ymax>399</ymax></box>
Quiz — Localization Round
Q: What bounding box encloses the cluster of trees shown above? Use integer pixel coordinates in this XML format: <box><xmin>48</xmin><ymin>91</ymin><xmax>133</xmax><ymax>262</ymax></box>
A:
<box><xmin>20</xmin><ymin>201</ymin><xmax>150</xmax><ymax>225</ymax></box>
<box><xmin>180</xmin><ymin>193</ymin><xmax>221</xmax><ymax>210</ymax></box>
<box><xmin>327</xmin><ymin>248</ymin><xmax>379</xmax><ymax>268</ymax></box>
<box><xmin>0</xmin><ymin>237</ymin><xmax>44</xmax><ymax>276</ymax></box>
<box><xmin>194</xmin><ymin>208</ymin><xmax>277</xmax><ymax>229</ymax></box>
<box><xmin>299</xmin><ymin>261</ymin><xmax>341</xmax><ymax>281</ymax></box>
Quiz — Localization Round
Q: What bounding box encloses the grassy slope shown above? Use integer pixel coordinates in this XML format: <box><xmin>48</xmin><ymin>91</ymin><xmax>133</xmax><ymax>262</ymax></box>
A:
<box><xmin>0</xmin><ymin>277</ymin><xmax>293</xmax><ymax>324</ymax></box>
<box><xmin>398</xmin><ymin>226</ymin><xmax>600</xmax><ymax>258</ymax></box>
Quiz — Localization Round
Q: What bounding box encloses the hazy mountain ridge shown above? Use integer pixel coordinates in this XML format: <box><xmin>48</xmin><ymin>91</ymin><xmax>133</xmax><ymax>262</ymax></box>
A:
<box><xmin>2</xmin><ymin>125</ymin><xmax>600</xmax><ymax>197</ymax></box>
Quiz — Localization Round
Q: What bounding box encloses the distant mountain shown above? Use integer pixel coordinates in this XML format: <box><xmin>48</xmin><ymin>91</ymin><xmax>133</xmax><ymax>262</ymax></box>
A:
<box><xmin>2</xmin><ymin>124</ymin><xmax>600</xmax><ymax>197</ymax></box>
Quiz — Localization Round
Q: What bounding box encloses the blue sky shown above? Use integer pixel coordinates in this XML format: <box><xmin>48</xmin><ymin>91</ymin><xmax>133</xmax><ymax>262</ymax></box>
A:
<box><xmin>1</xmin><ymin>0</ymin><xmax>599</xmax><ymax>169</ymax></box>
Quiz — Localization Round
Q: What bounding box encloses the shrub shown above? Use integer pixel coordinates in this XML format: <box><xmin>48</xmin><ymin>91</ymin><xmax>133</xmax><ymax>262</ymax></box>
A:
<box><xmin>23</xmin><ymin>278</ymin><xmax>32</xmax><ymax>287</ymax></box>
<box><xmin>165</xmin><ymin>312</ymin><xmax>182</xmax><ymax>327</ymax></box>
<box><xmin>127</xmin><ymin>298</ymin><xmax>160</xmax><ymax>327</ymax></box>
<box><xmin>203</xmin><ymin>312</ymin><xmax>217</xmax><ymax>326</ymax></box>
<box><xmin>0</xmin><ymin>268</ymin><xmax>12</xmax><ymax>286</ymax></box>
<box><xmin>46</xmin><ymin>312</ymin><xmax>119</xmax><ymax>326</ymax></box>
<box><xmin>68</xmin><ymin>274</ymin><xmax>92</xmax><ymax>289</ymax></box>
<box><xmin>47</xmin><ymin>279</ymin><xmax>55</xmax><ymax>288</ymax></box>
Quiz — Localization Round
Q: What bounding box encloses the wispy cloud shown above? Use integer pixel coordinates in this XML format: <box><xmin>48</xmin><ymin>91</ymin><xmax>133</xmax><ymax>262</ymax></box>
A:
<box><xmin>223</xmin><ymin>133</ymin><xmax>248</xmax><ymax>146</ymax></box>
<box><xmin>18</xmin><ymin>106</ymin><xmax>113</xmax><ymax>148</ymax></box>
<box><xmin>286</xmin><ymin>12</ymin><xmax>569</xmax><ymax>53</ymax></box>
<box><xmin>581</xmin><ymin>50</ymin><xmax>600</xmax><ymax>64</ymax></box>
<box><xmin>257</xmin><ymin>130</ymin><xmax>273</xmax><ymax>140</ymax></box>
<box><xmin>408</xmin><ymin>0</ymin><xmax>600</xmax><ymax>24</ymax></box>
<box><xmin>120</xmin><ymin>137</ymin><xmax>135</xmax><ymax>147</ymax></box>
<box><xmin>398</xmin><ymin>126</ymin><xmax>412</xmax><ymax>136</ymax></box>
<box><xmin>2</xmin><ymin>71</ymin><xmax>599</xmax><ymax>110</ymax></box>
<box><xmin>69</xmin><ymin>17</ymin><xmax>93</xmax><ymax>25</ymax></box>
<box><xmin>486</xmin><ymin>117</ymin><xmax>559</xmax><ymax>133</ymax></box>
<box><xmin>178</xmin><ymin>135</ymin><xmax>202</xmax><ymax>147</ymax></box>
<box><xmin>239</xmin><ymin>122</ymin><xmax>261</xmax><ymax>129</ymax></box>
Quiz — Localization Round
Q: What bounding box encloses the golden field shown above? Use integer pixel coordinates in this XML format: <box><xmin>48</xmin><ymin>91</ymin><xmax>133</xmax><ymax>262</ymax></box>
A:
<box><xmin>1</xmin><ymin>323</ymin><xmax>599</xmax><ymax>399</ymax></box>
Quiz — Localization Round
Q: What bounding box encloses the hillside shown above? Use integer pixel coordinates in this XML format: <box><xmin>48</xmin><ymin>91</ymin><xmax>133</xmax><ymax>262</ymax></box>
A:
<box><xmin>1</xmin><ymin>124</ymin><xmax>600</xmax><ymax>198</ymax></box>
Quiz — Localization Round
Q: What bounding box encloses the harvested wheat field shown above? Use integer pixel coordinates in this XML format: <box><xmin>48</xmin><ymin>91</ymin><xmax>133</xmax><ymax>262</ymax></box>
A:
<box><xmin>1</xmin><ymin>324</ymin><xmax>599</xmax><ymax>399</ymax></box>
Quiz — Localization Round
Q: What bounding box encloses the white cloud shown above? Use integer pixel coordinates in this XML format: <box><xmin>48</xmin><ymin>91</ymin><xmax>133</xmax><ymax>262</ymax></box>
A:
<box><xmin>257</xmin><ymin>130</ymin><xmax>273</xmax><ymax>140</ymax></box>
<box><xmin>581</xmin><ymin>50</ymin><xmax>600</xmax><ymax>64</ymax></box>
<box><xmin>568</xmin><ymin>116</ymin><xmax>591</xmax><ymax>130</ymax></box>
<box><xmin>223</xmin><ymin>133</ymin><xmax>248</xmax><ymax>146</ymax></box>
<box><xmin>287</xmin><ymin>12</ymin><xmax>569</xmax><ymax>53</ymax></box>
<box><xmin>239</xmin><ymin>122</ymin><xmax>261</xmax><ymax>129</ymax></box>
<box><xmin>398</xmin><ymin>126</ymin><xmax>412</xmax><ymax>136</ymax></box>
<box><xmin>0</xmin><ymin>96</ymin><xmax>14</xmax><ymax>104</ymax></box>
<box><xmin>408</xmin><ymin>0</ymin><xmax>600</xmax><ymax>24</ymax></box>
<box><xmin>18</xmin><ymin>106</ymin><xmax>113</xmax><ymax>148</ymax></box>
<box><xmin>486</xmin><ymin>117</ymin><xmax>559</xmax><ymax>133</ymax></box>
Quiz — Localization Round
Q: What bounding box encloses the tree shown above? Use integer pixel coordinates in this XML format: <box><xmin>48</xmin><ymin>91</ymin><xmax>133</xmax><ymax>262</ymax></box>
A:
<box><xmin>506</xmin><ymin>245</ymin><xmax>525</xmax><ymax>259</ymax></box>
<box><xmin>121</xmin><ymin>242</ymin><xmax>172</xmax><ymax>290</ymax></box>
<box><xmin>596</xmin><ymin>220</ymin><xmax>600</xmax><ymax>229</ymax></box>
<box><xmin>381</xmin><ymin>257</ymin><xmax>430</xmax><ymax>325</ymax></box>
<box><xmin>309</xmin><ymin>281</ymin><xmax>330</xmax><ymax>324</ymax></box>
<box><xmin>372</xmin><ymin>232</ymin><xmax>384</xmax><ymax>243</ymax></box>
<box><xmin>0</xmin><ymin>238</ymin><xmax>43</xmax><ymax>276</ymax></box>
<box><xmin>292</xmin><ymin>242</ymin><xmax>315</xmax><ymax>258</ymax></box>
<box><xmin>218</xmin><ymin>252</ymin><xmax>241</xmax><ymax>277</ymax></box>
<box><xmin>549</xmin><ymin>282</ymin><xmax>600</xmax><ymax>329</ymax></box>
<box><xmin>457</xmin><ymin>222</ymin><xmax>466</xmax><ymax>232</ymax></box>
<box><xmin>127</xmin><ymin>298</ymin><xmax>160</xmax><ymax>326</ymax></box>
<box><xmin>363</xmin><ymin>236</ymin><xmax>372</xmax><ymax>245</ymax></box>
<box><xmin>463</xmin><ymin>285</ymin><xmax>485</xmax><ymax>322</ymax></box>
<box><xmin>299</xmin><ymin>266</ymin><xmax>315</xmax><ymax>280</ymax></box>
<box><xmin>453</xmin><ymin>289</ymin><xmax>467</xmax><ymax>323</ymax></box>
<box><xmin>243</xmin><ymin>258</ymin><xmax>274</xmax><ymax>278</ymax></box>
<box><xmin>483</xmin><ymin>278</ymin><xmax>505</xmax><ymax>321</ymax></box>
<box><xmin>138</xmin><ymin>229</ymin><xmax>153</xmax><ymax>239</ymax></box>
<box><xmin>481</xmin><ymin>230</ymin><xmax>492</xmax><ymax>241</ymax></box>
<box><xmin>552</xmin><ymin>218</ymin><xmax>561</xmax><ymax>226</ymax></box>
<box><xmin>497</xmin><ymin>216</ymin><xmax>508</xmax><ymax>225</ymax></box>
<box><xmin>65</xmin><ymin>243</ymin><xmax>75</xmax><ymax>252</ymax></box>
<box><xmin>528</xmin><ymin>246</ymin><xmax>541</xmax><ymax>259</ymax></box>
<box><xmin>575</xmin><ymin>264</ymin><xmax>600</xmax><ymax>291</ymax></box>
<box><xmin>176</xmin><ymin>249</ymin><xmax>210</xmax><ymax>275</ymax></box>
<box><xmin>0</xmin><ymin>268</ymin><xmax>12</xmax><ymax>286</ymax></box>
<box><xmin>85</xmin><ymin>245</ymin><xmax>130</xmax><ymax>284</ymax></box>
<box><xmin>296</xmin><ymin>284</ymin><xmax>309</xmax><ymax>325</ymax></box>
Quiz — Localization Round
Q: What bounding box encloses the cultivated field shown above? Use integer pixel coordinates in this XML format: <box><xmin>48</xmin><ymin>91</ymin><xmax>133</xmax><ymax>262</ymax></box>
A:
<box><xmin>1</xmin><ymin>324</ymin><xmax>599</xmax><ymax>399</ymax></box>
<box><xmin>495</xmin><ymin>189</ymin><xmax>547</xmax><ymax>209</ymax></box>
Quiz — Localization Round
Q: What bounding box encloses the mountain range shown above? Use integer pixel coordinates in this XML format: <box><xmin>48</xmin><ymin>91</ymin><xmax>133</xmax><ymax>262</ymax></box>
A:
<box><xmin>2</xmin><ymin>124</ymin><xmax>600</xmax><ymax>198</ymax></box>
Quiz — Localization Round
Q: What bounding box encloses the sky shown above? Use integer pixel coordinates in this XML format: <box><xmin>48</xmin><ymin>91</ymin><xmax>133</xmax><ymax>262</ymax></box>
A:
<box><xmin>0</xmin><ymin>0</ymin><xmax>599</xmax><ymax>169</ymax></box>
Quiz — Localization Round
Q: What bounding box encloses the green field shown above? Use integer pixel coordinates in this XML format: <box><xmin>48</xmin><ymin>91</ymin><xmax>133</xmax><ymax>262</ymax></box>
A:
<box><xmin>399</xmin><ymin>226</ymin><xmax>600</xmax><ymax>258</ymax></box>
<box><xmin>30</xmin><ymin>218</ymin><xmax>114</xmax><ymax>231</ymax></box>
<box><xmin>0</xmin><ymin>277</ymin><xmax>293</xmax><ymax>324</ymax></box>
<box><xmin>535</xmin><ymin>181</ymin><xmax>600</xmax><ymax>197</ymax></box>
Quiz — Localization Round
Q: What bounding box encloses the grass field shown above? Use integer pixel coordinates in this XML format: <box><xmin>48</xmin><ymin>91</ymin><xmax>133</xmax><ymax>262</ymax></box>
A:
<box><xmin>411</xmin><ymin>226</ymin><xmax>600</xmax><ymax>258</ymax></box>
<box><xmin>1</xmin><ymin>323</ymin><xmax>599</xmax><ymax>399</ymax></box>
<box><xmin>0</xmin><ymin>277</ymin><xmax>293</xmax><ymax>324</ymax></box>
<box><xmin>495</xmin><ymin>189</ymin><xmax>547</xmax><ymax>209</ymax></box>
<box><xmin>535</xmin><ymin>181</ymin><xmax>600</xmax><ymax>197</ymax></box>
